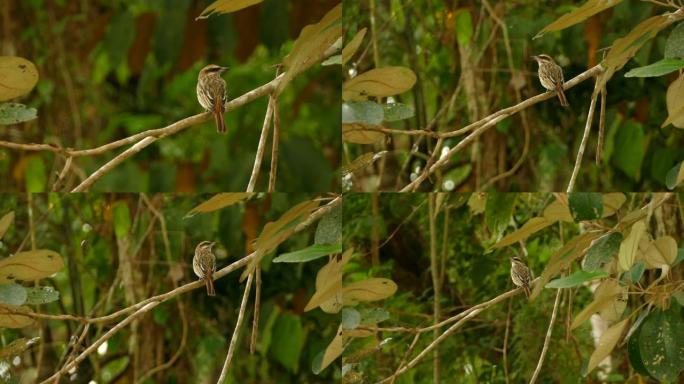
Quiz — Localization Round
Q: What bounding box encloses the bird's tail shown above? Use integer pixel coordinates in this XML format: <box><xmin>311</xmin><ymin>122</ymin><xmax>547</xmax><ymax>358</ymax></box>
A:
<box><xmin>214</xmin><ymin>110</ymin><xmax>226</xmax><ymax>134</ymax></box>
<box><xmin>205</xmin><ymin>271</ymin><xmax>216</xmax><ymax>296</ymax></box>
<box><xmin>557</xmin><ymin>87</ymin><xmax>569</xmax><ymax>107</ymax></box>
<box><xmin>523</xmin><ymin>284</ymin><xmax>531</xmax><ymax>298</ymax></box>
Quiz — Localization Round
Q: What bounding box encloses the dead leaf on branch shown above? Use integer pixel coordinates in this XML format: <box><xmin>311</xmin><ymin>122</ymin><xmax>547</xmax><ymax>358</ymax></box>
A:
<box><xmin>535</xmin><ymin>0</ymin><xmax>623</xmax><ymax>39</ymax></box>
<box><xmin>0</xmin><ymin>56</ymin><xmax>39</xmax><ymax>101</ymax></box>
<box><xmin>342</xmin><ymin>67</ymin><xmax>417</xmax><ymax>101</ymax></box>
<box><xmin>196</xmin><ymin>0</ymin><xmax>263</xmax><ymax>19</ymax></box>
<box><xmin>342</xmin><ymin>123</ymin><xmax>386</xmax><ymax>144</ymax></box>
<box><xmin>0</xmin><ymin>211</ymin><xmax>14</xmax><ymax>240</ymax></box>
<box><xmin>342</xmin><ymin>28</ymin><xmax>367</xmax><ymax>65</ymax></box>
<box><xmin>0</xmin><ymin>250</ymin><xmax>64</xmax><ymax>283</ymax></box>
<box><xmin>0</xmin><ymin>304</ymin><xmax>34</xmax><ymax>328</ymax></box>
<box><xmin>662</xmin><ymin>74</ymin><xmax>684</xmax><ymax>128</ymax></box>
<box><xmin>185</xmin><ymin>193</ymin><xmax>254</xmax><ymax>217</ymax></box>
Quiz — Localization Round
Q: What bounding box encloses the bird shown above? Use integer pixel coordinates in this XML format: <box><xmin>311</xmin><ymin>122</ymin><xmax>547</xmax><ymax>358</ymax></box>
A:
<box><xmin>510</xmin><ymin>256</ymin><xmax>532</xmax><ymax>298</ymax></box>
<box><xmin>197</xmin><ymin>64</ymin><xmax>229</xmax><ymax>133</ymax></box>
<box><xmin>193</xmin><ymin>241</ymin><xmax>217</xmax><ymax>296</ymax></box>
<box><xmin>531</xmin><ymin>54</ymin><xmax>569</xmax><ymax>107</ymax></box>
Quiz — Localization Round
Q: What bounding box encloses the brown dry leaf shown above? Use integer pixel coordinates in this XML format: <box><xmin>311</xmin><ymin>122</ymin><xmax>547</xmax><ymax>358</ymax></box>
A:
<box><xmin>586</xmin><ymin>318</ymin><xmax>629</xmax><ymax>374</ymax></box>
<box><xmin>642</xmin><ymin>236</ymin><xmax>677</xmax><ymax>270</ymax></box>
<box><xmin>279</xmin><ymin>4</ymin><xmax>342</xmax><ymax>93</ymax></box>
<box><xmin>0</xmin><ymin>250</ymin><xmax>63</xmax><ymax>283</ymax></box>
<box><xmin>531</xmin><ymin>231</ymin><xmax>601</xmax><ymax>299</ymax></box>
<box><xmin>196</xmin><ymin>0</ymin><xmax>263</xmax><ymax>19</ymax></box>
<box><xmin>342</xmin><ymin>278</ymin><xmax>398</xmax><ymax>306</ymax></box>
<box><xmin>597</xmin><ymin>13</ymin><xmax>678</xmax><ymax>92</ymax></box>
<box><xmin>662</xmin><ymin>74</ymin><xmax>684</xmax><ymax>128</ymax></box>
<box><xmin>602</xmin><ymin>193</ymin><xmax>626</xmax><ymax>217</ymax></box>
<box><xmin>0</xmin><ymin>211</ymin><xmax>14</xmax><ymax>240</ymax></box>
<box><xmin>0</xmin><ymin>56</ymin><xmax>39</xmax><ymax>101</ymax></box>
<box><xmin>342</xmin><ymin>123</ymin><xmax>386</xmax><ymax>144</ymax></box>
<box><xmin>342</xmin><ymin>151</ymin><xmax>387</xmax><ymax>176</ymax></box>
<box><xmin>572</xmin><ymin>279</ymin><xmax>624</xmax><ymax>329</ymax></box>
<box><xmin>186</xmin><ymin>193</ymin><xmax>253</xmax><ymax>216</ymax></box>
<box><xmin>543</xmin><ymin>199</ymin><xmax>573</xmax><ymax>222</ymax></box>
<box><xmin>304</xmin><ymin>249</ymin><xmax>352</xmax><ymax>313</ymax></box>
<box><xmin>493</xmin><ymin>217</ymin><xmax>554</xmax><ymax>249</ymax></box>
<box><xmin>0</xmin><ymin>304</ymin><xmax>34</xmax><ymax>328</ymax></box>
<box><xmin>599</xmin><ymin>284</ymin><xmax>628</xmax><ymax>322</ymax></box>
<box><xmin>242</xmin><ymin>199</ymin><xmax>321</xmax><ymax>280</ymax></box>
<box><xmin>342</xmin><ymin>28</ymin><xmax>367</xmax><ymax>64</ymax></box>
<box><xmin>319</xmin><ymin>325</ymin><xmax>345</xmax><ymax>372</ymax></box>
<box><xmin>618</xmin><ymin>220</ymin><xmax>646</xmax><ymax>272</ymax></box>
<box><xmin>343</xmin><ymin>67</ymin><xmax>417</xmax><ymax>101</ymax></box>
<box><xmin>535</xmin><ymin>0</ymin><xmax>623</xmax><ymax>38</ymax></box>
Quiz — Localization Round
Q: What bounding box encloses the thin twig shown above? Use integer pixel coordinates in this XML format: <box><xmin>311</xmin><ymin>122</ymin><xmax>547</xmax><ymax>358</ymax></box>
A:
<box><xmin>247</xmin><ymin>96</ymin><xmax>275</xmax><ymax>192</ymax></box>
<box><xmin>428</xmin><ymin>194</ymin><xmax>441</xmax><ymax>383</ymax></box>
<box><xmin>503</xmin><ymin>298</ymin><xmax>512</xmax><ymax>384</ymax></box>
<box><xmin>567</xmin><ymin>81</ymin><xmax>600</xmax><ymax>193</ymax></box>
<box><xmin>216</xmin><ymin>272</ymin><xmax>254</xmax><ymax>384</ymax></box>
<box><xmin>51</xmin><ymin>156</ymin><xmax>73</xmax><ymax>191</ymax></box>
<box><xmin>268</xmin><ymin>97</ymin><xmax>281</xmax><ymax>192</ymax></box>
<box><xmin>388</xmin><ymin>332</ymin><xmax>422</xmax><ymax>384</ymax></box>
<box><xmin>596</xmin><ymin>86</ymin><xmax>607</xmax><ymax>165</ymax></box>
<box><xmin>250</xmin><ymin>266</ymin><xmax>261</xmax><ymax>354</ymax></box>
<box><xmin>528</xmin><ymin>287</ymin><xmax>563</xmax><ymax>384</ymax></box>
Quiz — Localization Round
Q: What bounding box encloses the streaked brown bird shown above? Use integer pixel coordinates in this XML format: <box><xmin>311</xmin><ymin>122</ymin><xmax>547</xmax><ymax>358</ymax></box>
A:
<box><xmin>531</xmin><ymin>54</ymin><xmax>569</xmax><ymax>107</ymax></box>
<box><xmin>193</xmin><ymin>240</ymin><xmax>217</xmax><ymax>296</ymax></box>
<box><xmin>510</xmin><ymin>256</ymin><xmax>532</xmax><ymax>298</ymax></box>
<box><xmin>197</xmin><ymin>64</ymin><xmax>228</xmax><ymax>133</ymax></box>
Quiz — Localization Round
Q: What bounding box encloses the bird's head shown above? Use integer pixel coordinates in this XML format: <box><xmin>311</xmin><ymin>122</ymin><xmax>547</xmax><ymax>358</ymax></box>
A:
<box><xmin>531</xmin><ymin>54</ymin><xmax>555</xmax><ymax>65</ymax></box>
<box><xmin>196</xmin><ymin>240</ymin><xmax>216</xmax><ymax>253</ymax></box>
<box><xmin>200</xmin><ymin>64</ymin><xmax>228</xmax><ymax>76</ymax></box>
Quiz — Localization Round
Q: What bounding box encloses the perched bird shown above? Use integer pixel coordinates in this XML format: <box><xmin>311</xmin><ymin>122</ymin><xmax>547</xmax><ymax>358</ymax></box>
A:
<box><xmin>510</xmin><ymin>256</ymin><xmax>532</xmax><ymax>297</ymax></box>
<box><xmin>193</xmin><ymin>241</ymin><xmax>217</xmax><ymax>296</ymax></box>
<box><xmin>197</xmin><ymin>64</ymin><xmax>229</xmax><ymax>133</ymax></box>
<box><xmin>531</xmin><ymin>54</ymin><xmax>569</xmax><ymax>107</ymax></box>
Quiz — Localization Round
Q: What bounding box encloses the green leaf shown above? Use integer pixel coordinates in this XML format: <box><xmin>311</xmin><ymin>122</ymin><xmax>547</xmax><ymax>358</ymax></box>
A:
<box><xmin>0</xmin><ymin>284</ymin><xmax>27</xmax><ymax>306</ymax></box>
<box><xmin>583</xmin><ymin>232</ymin><xmax>623</xmax><ymax>272</ymax></box>
<box><xmin>569</xmin><ymin>193</ymin><xmax>603</xmax><ymax>221</ymax></box>
<box><xmin>638</xmin><ymin>304</ymin><xmax>684</xmax><ymax>381</ymax></box>
<box><xmin>113</xmin><ymin>201</ymin><xmax>131</xmax><ymax>239</ymax></box>
<box><xmin>25</xmin><ymin>156</ymin><xmax>46</xmax><ymax>193</ymax></box>
<box><xmin>665</xmin><ymin>22</ymin><xmax>684</xmax><ymax>59</ymax></box>
<box><xmin>269</xmin><ymin>312</ymin><xmax>304</xmax><ymax>373</ymax></box>
<box><xmin>612</xmin><ymin>121</ymin><xmax>645</xmax><ymax>181</ymax></box>
<box><xmin>624</xmin><ymin>58</ymin><xmax>684</xmax><ymax>77</ymax></box>
<box><xmin>359</xmin><ymin>308</ymin><xmax>390</xmax><ymax>324</ymax></box>
<box><xmin>273</xmin><ymin>243</ymin><xmax>342</xmax><ymax>263</ymax></box>
<box><xmin>342</xmin><ymin>101</ymin><xmax>384</xmax><ymax>125</ymax></box>
<box><xmin>454</xmin><ymin>8</ymin><xmax>473</xmax><ymax>45</ymax></box>
<box><xmin>665</xmin><ymin>161</ymin><xmax>683</xmax><ymax>190</ymax></box>
<box><xmin>24</xmin><ymin>286</ymin><xmax>59</xmax><ymax>305</ymax></box>
<box><xmin>546</xmin><ymin>270</ymin><xmax>609</xmax><ymax>289</ymax></box>
<box><xmin>485</xmin><ymin>194</ymin><xmax>516</xmax><ymax>236</ymax></box>
<box><xmin>0</xmin><ymin>103</ymin><xmax>37</xmax><ymax>125</ymax></box>
<box><xmin>383</xmin><ymin>103</ymin><xmax>414</xmax><ymax>122</ymax></box>
<box><xmin>341</xmin><ymin>308</ymin><xmax>360</xmax><ymax>329</ymax></box>
<box><xmin>442</xmin><ymin>164</ymin><xmax>472</xmax><ymax>191</ymax></box>
<box><xmin>628</xmin><ymin>322</ymin><xmax>651</xmax><ymax>376</ymax></box>
<box><xmin>315</xmin><ymin>204</ymin><xmax>341</xmax><ymax>245</ymax></box>
<box><xmin>674</xmin><ymin>248</ymin><xmax>684</xmax><ymax>266</ymax></box>
<box><xmin>621</xmin><ymin>261</ymin><xmax>645</xmax><ymax>284</ymax></box>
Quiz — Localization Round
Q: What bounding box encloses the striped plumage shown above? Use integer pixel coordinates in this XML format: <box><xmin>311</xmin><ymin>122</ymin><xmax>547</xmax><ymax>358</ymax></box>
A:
<box><xmin>510</xmin><ymin>256</ymin><xmax>532</xmax><ymax>297</ymax></box>
<box><xmin>193</xmin><ymin>240</ymin><xmax>217</xmax><ymax>296</ymax></box>
<box><xmin>531</xmin><ymin>54</ymin><xmax>569</xmax><ymax>107</ymax></box>
<box><xmin>197</xmin><ymin>64</ymin><xmax>228</xmax><ymax>133</ymax></box>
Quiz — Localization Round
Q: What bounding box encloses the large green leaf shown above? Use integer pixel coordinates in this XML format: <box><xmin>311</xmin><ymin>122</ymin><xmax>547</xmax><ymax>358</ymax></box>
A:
<box><xmin>269</xmin><ymin>312</ymin><xmax>304</xmax><ymax>373</ymax></box>
<box><xmin>611</xmin><ymin>121</ymin><xmax>645</xmax><ymax>181</ymax></box>
<box><xmin>583</xmin><ymin>232</ymin><xmax>623</xmax><ymax>272</ymax></box>
<box><xmin>273</xmin><ymin>243</ymin><xmax>342</xmax><ymax>263</ymax></box>
<box><xmin>383</xmin><ymin>103</ymin><xmax>414</xmax><ymax>122</ymax></box>
<box><xmin>624</xmin><ymin>59</ymin><xmax>684</xmax><ymax>77</ymax></box>
<box><xmin>665</xmin><ymin>22</ymin><xmax>684</xmax><ymax>59</ymax></box>
<box><xmin>638</xmin><ymin>304</ymin><xmax>684</xmax><ymax>381</ymax></box>
<box><xmin>546</xmin><ymin>270</ymin><xmax>609</xmax><ymax>289</ymax></box>
<box><xmin>0</xmin><ymin>284</ymin><xmax>27</xmax><ymax>306</ymax></box>
<box><xmin>342</xmin><ymin>101</ymin><xmax>384</xmax><ymax>125</ymax></box>
<box><xmin>113</xmin><ymin>201</ymin><xmax>131</xmax><ymax>239</ymax></box>
<box><xmin>0</xmin><ymin>103</ymin><xmax>37</xmax><ymax>125</ymax></box>
<box><xmin>315</xmin><ymin>204</ymin><xmax>341</xmax><ymax>245</ymax></box>
<box><xmin>569</xmin><ymin>193</ymin><xmax>603</xmax><ymax>221</ymax></box>
<box><xmin>485</xmin><ymin>194</ymin><xmax>516</xmax><ymax>237</ymax></box>
<box><xmin>25</xmin><ymin>286</ymin><xmax>59</xmax><ymax>305</ymax></box>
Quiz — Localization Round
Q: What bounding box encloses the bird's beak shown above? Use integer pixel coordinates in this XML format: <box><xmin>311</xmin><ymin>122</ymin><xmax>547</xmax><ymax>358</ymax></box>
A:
<box><xmin>530</xmin><ymin>55</ymin><xmax>538</xmax><ymax>61</ymax></box>
<box><xmin>220</xmin><ymin>66</ymin><xmax>229</xmax><ymax>72</ymax></box>
<box><xmin>210</xmin><ymin>241</ymin><xmax>217</xmax><ymax>247</ymax></box>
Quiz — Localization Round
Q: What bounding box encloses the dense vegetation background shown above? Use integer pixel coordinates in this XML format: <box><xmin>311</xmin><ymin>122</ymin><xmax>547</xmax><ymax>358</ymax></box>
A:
<box><xmin>0</xmin><ymin>0</ymin><xmax>340</xmax><ymax>192</ymax></box>
<box><xmin>343</xmin><ymin>0</ymin><xmax>684</xmax><ymax>192</ymax></box>
<box><xmin>0</xmin><ymin>193</ymin><xmax>338</xmax><ymax>383</ymax></box>
<box><xmin>342</xmin><ymin>192</ymin><xmax>684</xmax><ymax>383</ymax></box>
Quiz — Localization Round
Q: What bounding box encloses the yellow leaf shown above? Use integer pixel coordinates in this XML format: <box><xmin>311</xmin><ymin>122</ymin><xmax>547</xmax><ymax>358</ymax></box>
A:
<box><xmin>468</xmin><ymin>193</ymin><xmax>487</xmax><ymax>215</ymax></box>
<box><xmin>543</xmin><ymin>199</ymin><xmax>573</xmax><ymax>222</ymax></box>
<box><xmin>319</xmin><ymin>325</ymin><xmax>345</xmax><ymax>372</ymax></box>
<box><xmin>186</xmin><ymin>193</ymin><xmax>253</xmax><ymax>216</ymax></box>
<box><xmin>343</xmin><ymin>67</ymin><xmax>417</xmax><ymax>101</ymax></box>
<box><xmin>618</xmin><ymin>220</ymin><xmax>646</xmax><ymax>272</ymax></box>
<box><xmin>0</xmin><ymin>211</ymin><xmax>14</xmax><ymax>240</ymax></box>
<box><xmin>342</xmin><ymin>151</ymin><xmax>387</xmax><ymax>176</ymax></box>
<box><xmin>0</xmin><ymin>304</ymin><xmax>34</xmax><ymax>328</ymax></box>
<box><xmin>598</xmin><ymin>285</ymin><xmax>628</xmax><ymax>322</ymax></box>
<box><xmin>531</xmin><ymin>231</ymin><xmax>601</xmax><ymax>299</ymax></box>
<box><xmin>196</xmin><ymin>0</ymin><xmax>263</xmax><ymax>19</ymax></box>
<box><xmin>535</xmin><ymin>0</ymin><xmax>623</xmax><ymax>38</ymax></box>
<box><xmin>342</xmin><ymin>278</ymin><xmax>398</xmax><ymax>306</ymax></box>
<box><xmin>493</xmin><ymin>217</ymin><xmax>554</xmax><ymax>249</ymax></box>
<box><xmin>342</xmin><ymin>28</ymin><xmax>367</xmax><ymax>64</ymax></box>
<box><xmin>586</xmin><ymin>318</ymin><xmax>629</xmax><ymax>374</ymax></box>
<box><xmin>304</xmin><ymin>249</ymin><xmax>352</xmax><ymax>313</ymax></box>
<box><xmin>0</xmin><ymin>250</ymin><xmax>63</xmax><ymax>283</ymax></box>
<box><xmin>662</xmin><ymin>74</ymin><xmax>684</xmax><ymax>128</ymax></box>
<box><xmin>278</xmin><ymin>4</ymin><xmax>342</xmax><ymax>93</ymax></box>
<box><xmin>572</xmin><ymin>280</ymin><xmax>624</xmax><ymax>329</ymax></box>
<box><xmin>0</xmin><ymin>56</ymin><xmax>39</xmax><ymax>101</ymax></box>
<box><xmin>602</xmin><ymin>193</ymin><xmax>626</xmax><ymax>217</ymax></box>
<box><xmin>342</xmin><ymin>123</ymin><xmax>386</xmax><ymax>144</ymax></box>
<box><xmin>642</xmin><ymin>236</ymin><xmax>677</xmax><ymax>270</ymax></box>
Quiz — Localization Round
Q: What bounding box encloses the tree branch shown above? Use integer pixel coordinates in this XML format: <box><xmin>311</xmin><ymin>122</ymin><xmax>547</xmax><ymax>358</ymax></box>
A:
<box><xmin>529</xmin><ymin>287</ymin><xmax>563</xmax><ymax>384</ymax></box>
<box><xmin>216</xmin><ymin>272</ymin><xmax>254</xmax><ymax>383</ymax></box>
